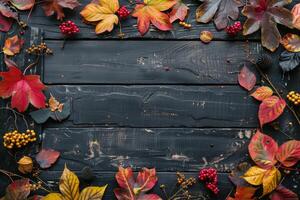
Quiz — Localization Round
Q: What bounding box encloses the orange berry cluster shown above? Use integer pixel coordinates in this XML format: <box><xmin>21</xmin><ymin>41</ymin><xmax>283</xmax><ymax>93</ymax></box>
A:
<box><xmin>287</xmin><ymin>91</ymin><xmax>300</xmax><ymax>105</ymax></box>
<box><xmin>26</xmin><ymin>42</ymin><xmax>53</xmax><ymax>55</ymax></box>
<box><xmin>179</xmin><ymin>21</ymin><xmax>192</xmax><ymax>29</ymax></box>
<box><xmin>25</xmin><ymin>181</ymin><xmax>42</xmax><ymax>191</ymax></box>
<box><xmin>3</xmin><ymin>130</ymin><xmax>37</xmax><ymax>149</ymax></box>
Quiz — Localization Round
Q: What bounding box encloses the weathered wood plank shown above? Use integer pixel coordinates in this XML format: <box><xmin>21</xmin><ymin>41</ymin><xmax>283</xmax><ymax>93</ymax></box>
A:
<box><xmin>47</xmin><ymin>85</ymin><xmax>259</xmax><ymax>127</ymax></box>
<box><xmin>43</xmin><ymin>40</ymin><xmax>261</xmax><ymax>84</ymax></box>
<box><xmin>41</xmin><ymin>128</ymin><xmax>254</xmax><ymax>172</ymax></box>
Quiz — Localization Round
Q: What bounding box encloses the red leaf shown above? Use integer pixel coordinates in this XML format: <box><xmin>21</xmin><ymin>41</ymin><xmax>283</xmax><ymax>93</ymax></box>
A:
<box><xmin>114</xmin><ymin>167</ymin><xmax>161</xmax><ymax>200</ymax></box>
<box><xmin>0</xmin><ymin>66</ymin><xmax>46</xmax><ymax>112</ymax></box>
<box><xmin>0</xmin><ymin>13</ymin><xmax>13</xmax><ymax>32</ymax></box>
<box><xmin>226</xmin><ymin>186</ymin><xmax>256</xmax><ymax>200</ymax></box>
<box><xmin>0</xmin><ymin>2</ymin><xmax>18</xmax><ymax>19</ymax></box>
<box><xmin>10</xmin><ymin>0</ymin><xmax>35</xmax><ymax>11</ymax></box>
<box><xmin>258</xmin><ymin>96</ymin><xmax>286</xmax><ymax>127</ymax></box>
<box><xmin>3</xmin><ymin>35</ymin><xmax>24</xmax><ymax>56</ymax></box>
<box><xmin>169</xmin><ymin>1</ymin><xmax>189</xmax><ymax>23</ymax></box>
<box><xmin>136</xmin><ymin>168</ymin><xmax>158</xmax><ymax>192</ymax></box>
<box><xmin>42</xmin><ymin>0</ymin><xmax>80</xmax><ymax>20</ymax></box>
<box><xmin>4</xmin><ymin>56</ymin><xmax>17</xmax><ymax>68</ymax></box>
<box><xmin>276</xmin><ymin>140</ymin><xmax>300</xmax><ymax>167</ymax></box>
<box><xmin>238</xmin><ymin>65</ymin><xmax>256</xmax><ymax>91</ymax></box>
<box><xmin>270</xmin><ymin>185</ymin><xmax>299</xmax><ymax>200</ymax></box>
<box><xmin>36</xmin><ymin>149</ymin><xmax>60</xmax><ymax>168</ymax></box>
<box><xmin>5</xmin><ymin>179</ymin><xmax>30</xmax><ymax>200</ymax></box>
<box><xmin>248</xmin><ymin>130</ymin><xmax>278</xmax><ymax>169</ymax></box>
<box><xmin>251</xmin><ymin>86</ymin><xmax>273</xmax><ymax>101</ymax></box>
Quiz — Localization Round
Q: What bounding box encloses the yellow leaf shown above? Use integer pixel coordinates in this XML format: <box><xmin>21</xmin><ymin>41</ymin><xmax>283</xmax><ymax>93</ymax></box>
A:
<box><xmin>59</xmin><ymin>165</ymin><xmax>80</xmax><ymax>200</ymax></box>
<box><xmin>79</xmin><ymin>185</ymin><xmax>108</xmax><ymax>200</ymax></box>
<box><xmin>80</xmin><ymin>0</ymin><xmax>119</xmax><ymax>34</ymax></box>
<box><xmin>42</xmin><ymin>193</ymin><xmax>64</xmax><ymax>200</ymax></box>
<box><xmin>262</xmin><ymin>167</ymin><xmax>281</xmax><ymax>197</ymax></box>
<box><xmin>243</xmin><ymin>166</ymin><xmax>267</xmax><ymax>186</ymax></box>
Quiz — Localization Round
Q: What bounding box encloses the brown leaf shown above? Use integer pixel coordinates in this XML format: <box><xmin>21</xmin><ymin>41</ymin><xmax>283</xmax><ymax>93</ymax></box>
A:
<box><xmin>281</xmin><ymin>33</ymin><xmax>300</xmax><ymax>52</ymax></box>
<box><xmin>3</xmin><ymin>35</ymin><xmax>24</xmax><ymax>56</ymax></box>
<box><xmin>238</xmin><ymin>65</ymin><xmax>256</xmax><ymax>91</ymax></box>
<box><xmin>42</xmin><ymin>0</ymin><xmax>80</xmax><ymax>20</ymax></box>
<box><xmin>292</xmin><ymin>3</ymin><xmax>300</xmax><ymax>31</ymax></box>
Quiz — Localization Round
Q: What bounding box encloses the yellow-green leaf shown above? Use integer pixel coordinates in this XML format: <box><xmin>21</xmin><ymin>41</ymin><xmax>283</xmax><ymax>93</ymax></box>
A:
<box><xmin>59</xmin><ymin>165</ymin><xmax>80</xmax><ymax>200</ymax></box>
<box><xmin>79</xmin><ymin>185</ymin><xmax>107</xmax><ymax>200</ymax></box>
<box><xmin>243</xmin><ymin>166</ymin><xmax>267</xmax><ymax>186</ymax></box>
<box><xmin>42</xmin><ymin>193</ymin><xmax>64</xmax><ymax>200</ymax></box>
<box><xmin>262</xmin><ymin>167</ymin><xmax>281</xmax><ymax>197</ymax></box>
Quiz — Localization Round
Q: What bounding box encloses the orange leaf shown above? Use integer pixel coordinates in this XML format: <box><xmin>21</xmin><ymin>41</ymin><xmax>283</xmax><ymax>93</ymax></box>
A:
<box><xmin>80</xmin><ymin>0</ymin><xmax>119</xmax><ymax>34</ymax></box>
<box><xmin>251</xmin><ymin>86</ymin><xmax>273</xmax><ymax>101</ymax></box>
<box><xmin>276</xmin><ymin>140</ymin><xmax>300</xmax><ymax>167</ymax></box>
<box><xmin>169</xmin><ymin>0</ymin><xmax>189</xmax><ymax>23</ymax></box>
<box><xmin>226</xmin><ymin>186</ymin><xmax>257</xmax><ymax>200</ymax></box>
<box><xmin>248</xmin><ymin>130</ymin><xmax>278</xmax><ymax>169</ymax></box>
<box><xmin>132</xmin><ymin>0</ymin><xmax>177</xmax><ymax>36</ymax></box>
<box><xmin>3</xmin><ymin>35</ymin><xmax>24</xmax><ymax>56</ymax></box>
<box><xmin>258</xmin><ymin>96</ymin><xmax>286</xmax><ymax>127</ymax></box>
<box><xmin>281</xmin><ymin>33</ymin><xmax>300</xmax><ymax>52</ymax></box>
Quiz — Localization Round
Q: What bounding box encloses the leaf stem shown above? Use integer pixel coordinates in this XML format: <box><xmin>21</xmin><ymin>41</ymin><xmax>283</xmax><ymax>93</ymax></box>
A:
<box><xmin>23</xmin><ymin>56</ymin><xmax>40</xmax><ymax>75</ymax></box>
<box><xmin>0</xmin><ymin>106</ymin><xmax>29</xmax><ymax>130</ymax></box>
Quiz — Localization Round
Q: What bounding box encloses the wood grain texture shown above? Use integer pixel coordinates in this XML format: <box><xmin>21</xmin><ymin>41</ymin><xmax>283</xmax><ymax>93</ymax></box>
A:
<box><xmin>41</xmin><ymin>128</ymin><xmax>254</xmax><ymax>172</ymax></box>
<box><xmin>43</xmin><ymin>40</ymin><xmax>261</xmax><ymax>84</ymax></box>
<box><xmin>47</xmin><ymin>85</ymin><xmax>259</xmax><ymax>127</ymax></box>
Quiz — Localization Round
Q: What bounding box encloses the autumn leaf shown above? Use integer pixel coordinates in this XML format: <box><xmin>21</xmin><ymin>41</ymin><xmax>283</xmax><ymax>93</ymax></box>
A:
<box><xmin>0</xmin><ymin>65</ymin><xmax>46</xmax><ymax>112</ymax></box>
<box><xmin>238</xmin><ymin>65</ymin><xmax>256</xmax><ymax>91</ymax></box>
<box><xmin>10</xmin><ymin>0</ymin><xmax>35</xmax><ymax>11</ymax></box>
<box><xmin>226</xmin><ymin>186</ymin><xmax>257</xmax><ymax>200</ymax></box>
<box><xmin>132</xmin><ymin>0</ymin><xmax>177</xmax><ymax>36</ymax></box>
<box><xmin>248</xmin><ymin>130</ymin><xmax>278</xmax><ymax>169</ymax></box>
<box><xmin>269</xmin><ymin>185</ymin><xmax>299</xmax><ymax>200</ymax></box>
<box><xmin>80</xmin><ymin>0</ymin><xmax>119</xmax><ymax>34</ymax></box>
<box><xmin>0</xmin><ymin>2</ymin><xmax>18</xmax><ymax>20</ymax></box>
<box><xmin>242</xmin><ymin>0</ymin><xmax>293</xmax><ymax>52</ymax></box>
<box><xmin>0</xmin><ymin>13</ymin><xmax>13</xmax><ymax>32</ymax></box>
<box><xmin>262</xmin><ymin>167</ymin><xmax>281</xmax><ymax>196</ymax></box>
<box><xmin>251</xmin><ymin>86</ymin><xmax>273</xmax><ymax>101</ymax></box>
<box><xmin>276</xmin><ymin>140</ymin><xmax>300</xmax><ymax>167</ymax></box>
<box><xmin>3</xmin><ymin>35</ymin><xmax>24</xmax><ymax>56</ymax></box>
<box><xmin>258</xmin><ymin>96</ymin><xmax>286</xmax><ymax>127</ymax></box>
<box><xmin>281</xmin><ymin>33</ymin><xmax>300</xmax><ymax>53</ymax></box>
<box><xmin>42</xmin><ymin>0</ymin><xmax>80</xmax><ymax>20</ymax></box>
<box><xmin>243</xmin><ymin>166</ymin><xmax>267</xmax><ymax>186</ymax></box>
<box><xmin>3</xmin><ymin>179</ymin><xmax>31</xmax><ymax>200</ymax></box>
<box><xmin>196</xmin><ymin>0</ymin><xmax>243</xmax><ymax>30</ymax></box>
<box><xmin>36</xmin><ymin>149</ymin><xmax>60</xmax><ymax>169</ymax></box>
<box><xmin>169</xmin><ymin>0</ymin><xmax>189</xmax><ymax>23</ymax></box>
<box><xmin>44</xmin><ymin>165</ymin><xmax>107</xmax><ymax>200</ymax></box>
<box><xmin>279</xmin><ymin>50</ymin><xmax>300</xmax><ymax>72</ymax></box>
<box><xmin>114</xmin><ymin>167</ymin><xmax>162</xmax><ymax>200</ymax></box>
<box><xmin>292</xmin><ymin>3</ymin><xmax>300</xmax><ymax>31</ymax></box>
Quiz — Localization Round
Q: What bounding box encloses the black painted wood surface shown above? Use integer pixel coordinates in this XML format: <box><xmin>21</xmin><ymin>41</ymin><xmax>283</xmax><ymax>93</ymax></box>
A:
<box><xmin>1</xmin><ymin>0</ymin><xmax>300</xmax><ymax>199</ymax></box>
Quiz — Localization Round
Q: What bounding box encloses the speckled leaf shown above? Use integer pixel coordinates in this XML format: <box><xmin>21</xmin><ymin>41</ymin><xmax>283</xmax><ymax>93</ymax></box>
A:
<box><xmin>248</xmin><ymin>130</ymin><xmax>278</xmax><ymax>169</ymax></box>
<box><xmin>258</xmin><ymin>96</ymin><xmax>286</xmax><ymax>127</ymax></box>
<box><xmin>251</xmin><ymin>86</ymin><xmax>273</xmax><ymax>101</ymax></box>
<box><xmin>276</xmin><ymin>140</ymin><xmax>300</xmax><ymax>167</ymax></box>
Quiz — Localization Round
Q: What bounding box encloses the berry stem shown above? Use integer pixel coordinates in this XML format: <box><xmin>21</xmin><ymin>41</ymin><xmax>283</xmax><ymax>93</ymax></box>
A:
<box><xmin>23</xmin><ymin>56</ymin><xmax>40</xmax><ymax>75</ymax></box>
<box><xmin>0</xmin><ymin>107</ymin><xmax>28</xmax><ymax>130</ymax></box>
<box><xmin>61</xmin><ymin>37</ymin><xmax>66</xmax><ymax>49</ymax></box>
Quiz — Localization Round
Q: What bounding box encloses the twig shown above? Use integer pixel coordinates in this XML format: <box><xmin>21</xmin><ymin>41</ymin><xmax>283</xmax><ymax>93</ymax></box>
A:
<box><xmin>0</xmin><ymin>107</ymin><xmax>29</xmax><ymax>130</ymax></box>
<box><xmin>23</xmin><ymin>56</ymin><xmax>40</xmax><ymax>75</ymax></box>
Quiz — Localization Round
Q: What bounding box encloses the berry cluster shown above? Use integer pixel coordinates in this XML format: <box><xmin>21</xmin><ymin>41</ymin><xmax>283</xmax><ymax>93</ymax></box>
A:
<box><xmin>3</xmin><ymin>130</ymin><xmax>37</xmax><ymax>149</ymax></box>
<box><xmin>176</xmin><ymin>172</ymin><xmax>197</xmax><ymax>199</ymax></box>
<box><xmin>199</xmin><ymin>168</ymin><xmax>219</xmax><ymax>195</ymax></box>
<box><xmin>59</xmin><ymin>20</ymin><xmax>80</xmax><ymax>36</ymax></box>
<box><xmin>117</xmin><ymin>6</ymin><xmax>130</xmax><ymax>19</ymax></box>
<box><xmin>26</xmin><ymin>42</ymin><xmax>53</xmax><ymax>55</ymax></box>
<box><xmin>179</xmin><ymin>21</ymin><xmax>192</xmax><ymax>29</ymax></box>
<box><xmin>287</xmin><ymin>91</ymin><xmax>300</xmax><ymax>105</ymax></box>
<box><xmin>226</xmin><ymin>21</ymin><xmax>242</xmax><ymax>36</ymax></box>
<box><xmin>25</xmin><ymin>181</ymin><xmax>42</xmax><ymax>191</ymax></box>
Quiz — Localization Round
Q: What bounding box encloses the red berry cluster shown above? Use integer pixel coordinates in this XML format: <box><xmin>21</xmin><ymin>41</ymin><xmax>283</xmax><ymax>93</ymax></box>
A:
<box><xmin>226</xmin><ymin>21</ymin><xmax>242</xmax><ymax>36</ymax></box>
<box><xmin>117</xmin><ymin>6</ymin><xmax>130</xmax><ymax>19</ymax></box>
<box><xmin>59</xmin><ymin>20</ymin><xmax>79</xmax><ymax>36</ymax></box>
<box><xmin>199</xmin><ymin>167</ymin><xmax>219</xmax><ymax>195</ymax></box>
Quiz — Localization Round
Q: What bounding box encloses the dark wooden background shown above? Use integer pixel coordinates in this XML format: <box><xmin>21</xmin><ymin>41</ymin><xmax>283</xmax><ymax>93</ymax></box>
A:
<box><xmin>1</xmin><ymin>0</ymin><xmax>300</xmax><ymax>199</ymax></box>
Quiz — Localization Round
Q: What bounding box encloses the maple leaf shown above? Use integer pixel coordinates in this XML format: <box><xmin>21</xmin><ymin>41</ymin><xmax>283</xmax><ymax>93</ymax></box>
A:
<box><xmin>196</xmin><ymin>0</ymin><xmax>243</xmax><ymax>30</ymax></box>
<box><xmin>242</xmin><ymin>0</ymin><xmax>293</xmax><ymax>52</ymax></box>
<box><xmin>226</xmin><ymin>186</ymin><xmax>257</xmax><ymax>200</ymax></box>
<box><xmin>169</xmin><ymin>0</ymin><xmax>189</xmax><ymax>23</ymax></box>
<box><xmin>42</xmin><ymin>0</ymin><xmax>80</xmax><ymax>20</ymax></box>
<box><xmin>269</xmin><ymin>185</ymin><xmax>299</xmax><ymax>200</ymax></box>
<box><xmin>114</xmin><ymin>167</ymin><xmax>162</xmax><ymax>200</ymax></box>
<box><xmin>132</xmin><ymin>0</ymin><xmax>177</xmax><ymax>36</ymax></box>
<box><xmin>0</xmin><ymin>65</ymin><xmax>46</xmax><ymax>112</ymax></box>
<box><xmin>3</xmin><ymin>35</ymin><xmax>24</xmax><ymax>56</ymax></box>
<box><xmin>258</xmin><ymin>96</ymin><xmax>286</xmax><ymax>127</ymax></box>
<box><xmin>251</xmin><ymin>86</ymin><xmax>273</xmax><ymax>101</ymax></box>
<box><xmin>248</xmin><ymin>130</ymin><xmax>278</xmax><ymax>169</ymax></box>
<box><xmin>238</xmin><ymin>65</ymin><xmax>256</xmax><ymax>91</ymax></box>
<box><xmin>80</xmin><ymin>0</ymin><xmax>119</xmax><ymax>34</ymax></box>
